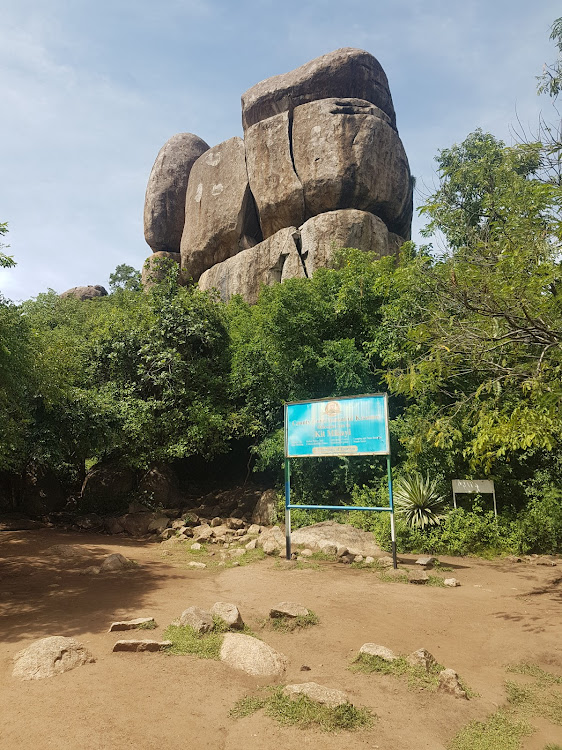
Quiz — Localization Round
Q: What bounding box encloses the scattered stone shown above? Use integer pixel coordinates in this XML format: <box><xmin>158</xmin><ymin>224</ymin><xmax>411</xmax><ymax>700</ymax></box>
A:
<box><xmin>382</xmin><ymin>568</ymin><xmax>406</xmax><ymax>580</ymax></box>
<box><xmin>415</xmin><ymin>556</ymin><xmax>436</xmax><ymax>568</ymax></box>
<box><xmin>220</xmin><ymin>633</ymin><xmax>286</xmax><ymax>677</ymax></box>
<box><xmin>355</xmin><ymin>554</ymin><xmax>364</xmax><ymax>563</ymax></box>
<box><xmin>109</xmin><ymin>618</ymin><xmax>156</xmax><ymax>632</ymax></box>
<box><xmin>211</xmin><ymin>524</ymin><xmax>229</xmax><ymax>538</ymax></box>
<box><xmin>408</xmin><ymin>570</ymin><xmax>429</xmax><ymax>585</ymax></box>
<box><xmin>284</xmin><ymin>682</ymin><xmax>349</xmax><ymax>708</ymax></box>
<box><xmin>319</xmin><ymin>543</ymin><xmax>337</xmax><ymax>557</ymax></box>
<box><xmin>377</xmin><ymin>556</ymin><xmax>394</xmax><ymax>567</ymax></box>
<box><xmin>147</xmin><ymin>515</ymin><xmax>170</xmax><ymax>534</ymax></box>
<box><xmin>13</xmin><ymin>636</ymin><xmax>95</xmax><ymax>680</ymax></box>
<box><xmin>340</xmin><ymin>554</ymin><xmax>355</xmax><ymax>564</ymax></box>
<box><xmin>210</xmin><ymin>517</ymin><xmax>223</xmax><ymax>527</ymax></box>
<box><xmin>444</xmin><ymin>578</ymin><xmax>460</xmax><ymax>587</ymax></box>
<box><xmin>365</xmin><ymin>556</ymin><xmax>375</xmax><ymax>564</ymax></box>
<box><xmin>190</xmin><ymin>542</ymin><xmax>202</xmax><ymax>550</ymax></box>
<box><xmin>226</xmin><ymin>517</ymin><xmax>245</xmax><ymax>530</ymax></box>
<box><xmin>100</xmin><ymin>553</ymin><xmax>134</xmax><ymax>572</ymax></box>
<box><xmin>192</xmin><ymin>524</ymin><xmax>213</xmax><ymax>541</ymax></box>
<box><xmin>188</xmin><ymin>561</ymin><xmax>207</xmax><ymax>569</ymax></box>
<box><xmin>159</xmin><ymin>528</ymin><xmax>175</xmax><ymax>541</ymax></box>
<box><xmin>300</xmin><ymin>665</ymin><xmax>311</xmax><ymax>671</ymax></box>
<box><xmin>178</xmin><ymin>606</ymin><xmax>213</xmax><ymax>633</ymax></box>
<box><xmin>438</xmin><ymin>668</ymin><xmax>468</xmax><ymax>699</ymax></box>
<box><xmin>257</xmin><ymin>525</ymin><xmax>285</xmax><ymax>555</ymax></box>
<box><xmin>171</xmin><ymin>519</ymin><xmax>185</xmax><ymax>530</ymax></box>
<box><xmin>247</xmin><ymin>524</ymin><xmax>262</xmax><ymax>535</ymax></box>
<box><xmin>407</xmin><ymin>648</ymin><xmax>436</xmax><ymax>671</ymax></box>
<box><xmin>210</xmin><ymin>602</ymin><xmax>244</xmax><ymax>629</ymax></box>
<box><xmin>112</xmin><ymin>640</ymin><xmax>172</xmax><ymax>653</ymax></box>
<box><xmin>269</xmin><ymin>602</ymin><xmax>310</xmax><ymax>619</ymax></box>
<box><xmin>300</xmin><ymin>549</ymin><xmax>313</xmax><ymax>557</ymax></box>
<box><xmin>245</xmin><ymin>539</ymin><xmax>257</xmax><ymax>550</ymax></box>
<box><xmin>359</xmin><ymin>643</ymin><xmax>398</xmax><ymax>662</ymax></box>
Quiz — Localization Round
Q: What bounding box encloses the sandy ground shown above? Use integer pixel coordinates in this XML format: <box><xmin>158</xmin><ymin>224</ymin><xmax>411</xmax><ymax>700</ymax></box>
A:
<box><xmin>1</xmin><ymin>528</ymin><xmax>561</xmax><ymax>750</ymax></box>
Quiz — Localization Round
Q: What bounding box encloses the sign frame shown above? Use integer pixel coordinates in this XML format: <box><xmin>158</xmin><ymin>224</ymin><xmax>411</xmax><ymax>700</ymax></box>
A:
<box><xmin>283</xmin><ymin>394</ymin><xmax>397</xmax><ymax>568</ymax></box>
<box><xmin>451</xmin><ymin>479</ymin><xmax>497</xmax><ymax>517</ymax></box>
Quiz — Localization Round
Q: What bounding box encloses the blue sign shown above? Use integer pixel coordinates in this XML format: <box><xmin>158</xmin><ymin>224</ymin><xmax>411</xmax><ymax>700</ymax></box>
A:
<box><xmin>285</xmin><ymin>394</ymin><xmax>390</xmax><ymax>458</ymax></box>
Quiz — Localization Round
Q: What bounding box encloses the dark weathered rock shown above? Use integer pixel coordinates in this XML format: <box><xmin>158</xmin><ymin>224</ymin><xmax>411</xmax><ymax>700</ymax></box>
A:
<box><xmin>241</xmin><ymin>48</ymin><xmax>396</xmax><ymax>130</ymax></box>
<box><xmin>141</xmin><ymin>252</ymin><xmax>182</xmax><ymax>289</ymax></box>
<box><xmin>198</xmin><ymin>226</ymin><xmax>304</xmax><ymax>304</ymax></box>
<box><xmin>60</xmin><ymin>285</ymin><xmax>108</xmax><ymax>301</ymax></box>
<box><xmin>20</xmin><ymin>464</ymin><xmax>67</xmax><ymax>516</ymax></box>
<box><xmin>180</xmin><ymin>137</ymin><xmax>262</xmax><ymax>280</ymax></box>
<box><xmin>292</xmin><ymin>98</ymin><xmax>412</xmax><ymax>237</ymax></box>
<box><xmin>251</xmin><ymin>489</ymin><xmax>278</xmax><ymax>526</ymax></box>
<box><xmin>13</xmin><ymin>637</ymin><xmax>95</xmax><ymax>680</ymax></box>
<box><xmin>81</xmin><ymin>462</ymin><xmax>135</xmax><ymax>509</ymax></box>
<box><xmin>299</xmin><ymin>209</ymin><xmax>402</xmax><ymax>276</ymax></box>
<box><xmin>245</xmin><ymin>112</ymin><xmax>305</xmax><ymax>237</ymax></box>
<box><xmin>144</xmin><ymin>133</ymin><xmax>210</xmax><ymax>253</ymax></box>
<box><xmin>137</xmin><ymin>463</ymin><xmax>178</xmax><ymax>506</ymax></box>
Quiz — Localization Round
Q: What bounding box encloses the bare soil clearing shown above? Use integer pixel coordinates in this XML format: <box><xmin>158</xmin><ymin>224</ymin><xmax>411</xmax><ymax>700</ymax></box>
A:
<box><xmin>1</xmin><ymin>529</ymin><xmax>561</xmax><ymax>750</ymax></box>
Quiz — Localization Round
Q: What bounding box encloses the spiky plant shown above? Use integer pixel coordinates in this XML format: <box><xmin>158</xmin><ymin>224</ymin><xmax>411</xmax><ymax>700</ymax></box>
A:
<box><xmin>393</xmin><ymin>473</ymin><xmax>446</xmax><ymax>529</ymax></box>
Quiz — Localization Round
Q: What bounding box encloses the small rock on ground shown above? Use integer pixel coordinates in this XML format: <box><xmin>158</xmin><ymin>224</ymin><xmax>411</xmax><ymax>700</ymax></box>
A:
<box><xmin>188</xmin><ymin>561</ymin><xmax>207</xmax><ymax>569</ymax></box>
<box><xmin>408</xmin><ymin>570</ymin><xmax>429</xmax><ymax>584</ymax></box>
<box><xmin>178</xmin><ymin>606</ymin><xmax>213</xmax><ymax>632</ymax></box>
<box><xmin>359</xmin><ymin>643</ymin><xmax>398</xmax><ymax>661</ymax></box>
<box><xmin>112</xmin><ymin>640</ymin><xmax>172</xmax><ymax>652</ymax></box>
<box><xmin>220</xmin><ymin>633</ymin><xmax>286</xmax><ymax>677</ymax></box>
<box><xmin>407</xmin><ymin>648</ymin><xmax>436</xmax><ymax>671</ymax></box>
<box><xmin>109</xmin><ymin>618</ymin><xmax>156</xmax><ymax>632</ymax></box>
<box><xmin>211</xmin><ymin>602</ymin><xmax>243</xmax><ymax>629</ymax></box>
<box><xmin>444</xmin><ymin>578</ymin><xmax>460</xmax><ymax>587</ymax></box>
<box><xmin>13</xmin><ymin>636</ymin><xmax>95</xmax><ymax>680</ymax></box>
<box><xmin>269</xmin><ymin>602</ymin><xmax>310</xmax><ymax>618</ymax></box>
<box><xmin>283</xmin><ymin>682</ymin><xmax>349</xmax><ymax>707</ymax></box>
<box><xmin>415</xmin><ymin>556</ymin><xmax>436</xmax><ymax>567</ymax></box>
<box><xmin>438</xmin><ymin>668</ymin><xmax>468</xmax><ymax>699</ymax></box>
<box><xmin>100</xmin><ymin>553</ymin><xmax>134</xmax><ymax>572</ymax></box>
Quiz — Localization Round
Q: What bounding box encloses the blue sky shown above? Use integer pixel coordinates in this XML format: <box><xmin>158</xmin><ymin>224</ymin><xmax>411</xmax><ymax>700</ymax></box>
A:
<box><xmin>1</xmin><ymin>0</ymin><xmax>560</xmax><ymax>301</ymax></box>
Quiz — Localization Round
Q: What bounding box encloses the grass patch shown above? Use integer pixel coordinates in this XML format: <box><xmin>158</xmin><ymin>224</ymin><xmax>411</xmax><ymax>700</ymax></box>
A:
<box><xmin>270</xmin><ymin>611</ymin><xmax>319</xmax><ymax>632</ymax></box>
<box><xmin>378</xmin><ymin>570</ymin><xmax>408</xmax><ymax>583</ymax></box>
<box><xmin>230</xmin><ymin>687</ymin><xmax>374</xmax><ymax>732</ymax></box>
<box><xmin>136</xmin><ymin>620</ymin><xmax>157</xmax><ymax>630</ymax></box>
<box><xmin>351</xmin><ymin>653</ymin><xmax>444</xmax><ymax>691</ymax></box>
<box><xmin>163</xmin><ymin>624</ymin><xmax>223</xmax><ymax>659</ymax></box>
<box><xmin>448</xmin><ymin>709</ymin><xmax>531</xmax><ymax>750</ymax></box>
<box><xmin>544</xmin><ymin>745</ymin><xmax>562</xmax><ymax>749</ymax></box>
<box><xmin>427</xmin><ymin>575</ymin><xmax>446</xmax><ymax>587</ymax></box>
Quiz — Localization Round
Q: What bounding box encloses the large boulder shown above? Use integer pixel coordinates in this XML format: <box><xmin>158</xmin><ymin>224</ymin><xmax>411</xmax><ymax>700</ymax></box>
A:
<box><xmin>244</xmin><ymin>112</ymin><xmax>305</xmax><ymax>237</ymax></box>
<box><xmin>141</xmin><ymin>252</ymin><xmax>182</xmax><ymax>289</ymax></box>
<box><xmin>251</xmin><ymin>489</ymin><xmax>278</xmax><ymax>526</ymax></box>
<box><xmin>291</xmin><ymin>521</ymin><xmax>381</xmax><ymax>557</ymax></box>
<box><xmin>20</xmin><ymin>464</ymin><xmax>67</xmax><ymax>515</ymax></box>
<box><xmin>81</xmin><ymin>462</ymin><xmax>135</xmax><ymax>511</ymax></box>
<box><xmin>12</xmin><ymin>636</ymin><xmax>95</xmax><ymax>680</ymax></box>
<box><xmin>220</xmin><ymin>633</ymin><xmax>286</xmax><ymax>677</ymax></box>
<box><xmin>180</xmin><ymin>137</ymin><xmax>262</xmax><ymax>281</ymax></box>
<box><xmin>137</xmin><ymin>463</ymin><xmax>178</xmax><ymax>506</ymax></box>
<box><xmin>292</xmin><ymin>98</ymin><xmax>412</xmax><ymax>237</ymax></box>
<box><xmin>60</xmin><ymin>285</ymin><xmax>108</xmax><ymax>301</ymax></box>
<box><xmin>144</xmin><ymin>132</ymin><xmax>210</xmax><ymax>253</ymax></box>
<box><xmin>198</xmin><ymin>226</ymin><xmax>304</xmax><ymax>304</ymax></box>
<box><xmin>241</xmin><ymin>48</ymin><xmax>396</xmax><ymax>130</ymax></box>
<box><xmin>299</xmin><ymin>209</ymin><xmax>403</xmax><ymax>276</ymax></box>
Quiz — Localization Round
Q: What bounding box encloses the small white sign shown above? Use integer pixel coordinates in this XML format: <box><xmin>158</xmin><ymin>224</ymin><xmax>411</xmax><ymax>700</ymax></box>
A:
<box><xmin>452</xmin><ymin>479</ymin><xmax>495</xmax><ymax>494</ymax></box>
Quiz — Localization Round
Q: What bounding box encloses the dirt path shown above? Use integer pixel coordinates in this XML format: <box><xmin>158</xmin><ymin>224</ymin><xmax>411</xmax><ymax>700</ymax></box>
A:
<box><xmin>1</xmin><ymin>529</ymin><xmax>561</xmax><ymax>749</ymax></box>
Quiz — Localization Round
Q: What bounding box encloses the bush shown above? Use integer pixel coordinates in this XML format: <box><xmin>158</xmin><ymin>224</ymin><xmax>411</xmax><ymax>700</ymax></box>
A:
<box><xmin>515</xmin><ymin>489</ymin><xmax>562</xmax><ymax>554</ymax></box>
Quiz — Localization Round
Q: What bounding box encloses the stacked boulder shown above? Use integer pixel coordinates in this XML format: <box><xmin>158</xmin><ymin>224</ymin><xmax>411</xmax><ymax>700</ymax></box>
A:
<box><xmin>143</xmin><ymin>48</ymin><xmax>412</xmax><ymax>303</ymax></box>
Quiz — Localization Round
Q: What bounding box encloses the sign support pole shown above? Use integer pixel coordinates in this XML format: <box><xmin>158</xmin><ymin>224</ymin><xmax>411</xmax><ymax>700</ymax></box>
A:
<box><xmin>285</xmin><ymin>457</ymin><xmax>291</xmax><ymax>560</ymax></box>
<box><xmin>387</xmin><ymin>455</ymin><xmax>397</xmax><ymax>569</ymax></box>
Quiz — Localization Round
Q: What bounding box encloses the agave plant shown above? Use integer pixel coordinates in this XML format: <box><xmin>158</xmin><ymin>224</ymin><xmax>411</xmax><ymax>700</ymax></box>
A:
<box><xmin>393</xmin><ymin>473</ymin><xmax>446</xmax><ymax>529</ymax></box>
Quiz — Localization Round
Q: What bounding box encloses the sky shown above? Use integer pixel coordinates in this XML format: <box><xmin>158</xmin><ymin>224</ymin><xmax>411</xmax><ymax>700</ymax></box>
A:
<box><xmin>1</xmin><ymin>0</ymin><xmax>560</xmax><ymax>302</ymax></box>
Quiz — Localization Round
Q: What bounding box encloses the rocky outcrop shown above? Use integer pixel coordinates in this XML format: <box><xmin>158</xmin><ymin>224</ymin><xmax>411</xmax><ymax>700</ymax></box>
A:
<box><xmin>198</xmin><ymin>226</ymin><xmax>304</xmax><ymax>303</ymax></box>
<box><xmin>141</xmin><ymin>252</ymin><xmax>182</xmax><ymax>289</ymax></box>
<box><xmin>180</xmin><ymin>137</ymin><xmax>262</xmax><ymax>281</ymax></box>
<box><xmin>60</xmin><ymin>285</ymin><xmax>108</xmax><ymax>301</ymax></box>
<box><xmin>143</xmin><ymin>48</ymin><xmax>412</xmax><ymax>302</ymax></box>
<box><xmin>241</xmin><ymin>48</ymin><xmax>396</xmax><ymax>130</ymax></box>
<box><xmin>144</xmin><ymin>133</ymin><xmax>210</xmax><ymax>253</ymax></box>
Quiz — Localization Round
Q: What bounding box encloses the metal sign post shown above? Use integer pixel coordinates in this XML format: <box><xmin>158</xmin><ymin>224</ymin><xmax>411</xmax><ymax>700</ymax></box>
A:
<box><xmin>451</xmin><ymin>479</ymin><xmax>497</xmax><ymax>517</ymax></box>
<box><xmin>284</xmin><ymin>394</ymin><xmax>397</xmax><ymax>569</ymax></box>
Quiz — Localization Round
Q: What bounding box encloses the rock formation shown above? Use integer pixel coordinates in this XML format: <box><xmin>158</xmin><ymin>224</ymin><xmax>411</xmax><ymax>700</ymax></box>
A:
<box><xmin>60</xmin><ymin>285</ymin><xmax>108</xmax><ymax>301</ymax></box>
<box><xmin>143</xmin><ymin>48</ymin><xmax>412</xmax><ymax>303</ymax></box>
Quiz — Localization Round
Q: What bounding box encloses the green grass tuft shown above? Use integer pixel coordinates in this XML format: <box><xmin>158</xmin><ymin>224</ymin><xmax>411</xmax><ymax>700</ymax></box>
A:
<box><xmin>230</xmin><ymin>687</ymin><xmax>374</xmax><ymax>731</ymax></box>
<box><xmin>136</xmin><ymin>620</ymin><xmax>158</xmax><ymax>630</ymax></box>
<box><xmin>163</xmin><ymin>624</ymin><xmax>223</xmax><ymax>659</ymax></box>
<box><xmin>350</xmin><ymin>653</ymin><xmax>446</xmax><ymax>691</ymax></box>
<box><xmin>448</xmin><ymin>709</ymin><xmax>531</xmax><ymax>750</ymax></box>
<box><xmin>270</xmin><ymin>611</ymin><xmax>319</xmax><ymax>632</ymax></box>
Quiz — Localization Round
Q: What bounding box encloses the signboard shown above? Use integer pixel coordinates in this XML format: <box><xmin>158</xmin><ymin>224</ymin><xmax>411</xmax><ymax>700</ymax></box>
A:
<box><xmin>285</xmin><ymin>394</ymin><xmax>390</xmax><ymax>458</ymax></box>
<box><xmin>451</xmin><ymin>479</ymin><xmax>497</xmax><ymax>517</ymax></box>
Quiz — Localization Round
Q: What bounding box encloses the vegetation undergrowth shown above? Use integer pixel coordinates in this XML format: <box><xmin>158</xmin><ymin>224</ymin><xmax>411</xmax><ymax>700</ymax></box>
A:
<box><xmin>230</xmin><ymin>687</ymin><xmax>374</xmax><ymax>731</ymax></box>
<box><xmin>270</xmin><ymin>611</ymin><xmax>319</xmax><ymax>632</ymax></box>
<box><xmin>136</xmin><ymin>620</ymin><xmax>157</xmax><ymax>630</ymax></box>
<box><xmin>351</xmin><ymin>653</ymin><xmax>444</xmax><ymax>691</ymax></box>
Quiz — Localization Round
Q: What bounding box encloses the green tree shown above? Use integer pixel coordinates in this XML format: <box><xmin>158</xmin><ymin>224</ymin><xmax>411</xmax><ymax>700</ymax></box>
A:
<box><xmin>0</xmin><ymin>222</ymin><xmax>15</xmax><ymax>269</ymax></box>
<box><xmin>537</xmin><ymin>17</ymin><xmax>562</xmax><ymax>99</ymax></box>
<box><xmin>108</xmin><ymin>263</ymin><xmax>141</xmax><ymax>292</ymax></box>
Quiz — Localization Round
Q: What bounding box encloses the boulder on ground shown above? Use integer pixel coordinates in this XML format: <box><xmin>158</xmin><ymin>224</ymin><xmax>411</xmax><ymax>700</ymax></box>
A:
<box><xmin>291</xmin><ymin>521</ymin><xmax>381</xmax><ymax>557</ymax></box>
<box><xmin>198</xmin><ymin>226</ymin><xmax>304</xmax><ymax>304</ymax></box>
<box><xmin>178</xmin><ymin>606</ymin><xmax>213</xmax><ymax>633</ymax></box>
<box><xmin>20</xmin><ymin>464</ymin><xmax>68</xmax><ymax>515</ymax></box>
<box><xmin>180</xmin><ymin>137</ymin><xmax>262</xmax><ymax>280</ymax></box>
<box><xmin>12</xmin><ymin>636</ymin><xmax>95</xmax><ymax>680</ymax></box>
<box><xmin>81</xmin><ymin>462</ymin><xmax>135</xmax><ymax>510</ymax></box>
<box><xmin>192</xmin><ymin>523</ymin><xmax>213</xmax><ymax>541</ymax></box>
<box><xmin>210</xmin><ymin>602</ymin><xmax>243</xmax><ymax>629</ymax></box>
<box><xmin>144</xmin><ymin>132</ymin><xmax>210</xmax><ymax>253</ymax></box>
<box><xmin>299</xmin><ymin>209</ymin><xmax>402</xmax><ymax>276</ymax></box>
<box><xmin>245</xmin><ymin>112</ymin><xmax>305</xmax><ymax>237</ymax></box>
<box><xmin>241</xmin><ymin>48</ymin><xmax>396</xmax><ymax>130</ymax></box>
<box><xmin>257</xmin><ymin>525</ymin><xmax>286</xmax><ymax>555</ymax></box>
<box><xmin>359</xmin><ymin>643</ymin><xmax>398</xmax><ymax>662</ymax></box>
<box><xmin>220</xmin><ymin>632</ymin><xmax>286</xmax><ymax>677</ymax></box>
<box><xmin>60</xmin><ymin>285</ymin><xmax>108</xmax><ymax>301</ymax></box>
<box><xmin>283</xmin><ymin>682</ymin><xmax>349</xmax><ymax>707</ymax></box>
<box><xmin>407</xmin><ymin>648</ymin><xmax>436</xmax><ymax>671</ymax></box>
<box><xmin>438</xmin><ymin>668</ymin><xmax>468</xmax><ymax>699</ymax></box>
<box><xmin>112</xmin><ymin>640</ymin><xmax>171</xmax><ymax>652</ymax></box>
<box><xmin>444</xmin><ymin>578</ymin><xmax>460</xmax><ymax>587</ymax></box>
<box><xmin>109</xmin><ymin>618</ymin><xmax>155</xmax><ymax>632</ymax></box>
<box><xmin>269</xmin><ymin>602</ymin><xmax>310</xmax><ymax>618</ymax></box>
<box><xmin>252</xmin><ymin>489</ymin><xmax>279</xmax><ymax>526</ymax></box>
<box><xmin>100</xmin><ymin>553</ymin><xmax>134</xmax><ymax>572</ymax></box>
<box><xmin>408</xmin><ymin>570</ymin><xmax>429</xmax><ymax>585</ymax></box>
<box><xmin>292</xmin><ymin>97</ymin><xmax>412</xmax><ymax>237</ymax></box>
